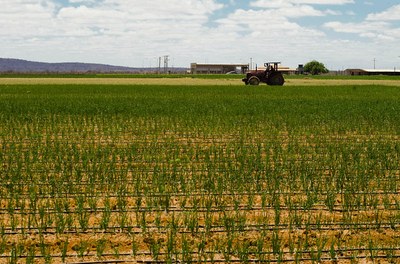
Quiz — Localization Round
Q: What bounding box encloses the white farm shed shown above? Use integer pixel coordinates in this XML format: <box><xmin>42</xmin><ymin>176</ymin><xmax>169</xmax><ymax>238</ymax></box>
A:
<box><xmin>190</xmin><ymin>63</ymin><xmax>249</xmax><ymax>74</ymax></box>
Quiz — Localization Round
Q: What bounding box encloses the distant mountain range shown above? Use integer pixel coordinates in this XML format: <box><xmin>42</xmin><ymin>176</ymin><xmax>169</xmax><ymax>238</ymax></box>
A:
<box><xmin>0</xmin><ymin>58</ymin><xmax>187</xmax><ymax>73</ymax></box>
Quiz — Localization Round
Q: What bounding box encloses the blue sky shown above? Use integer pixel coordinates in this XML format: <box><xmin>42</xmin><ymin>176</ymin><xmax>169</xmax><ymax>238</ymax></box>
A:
<box><xmin>1</xmin><ymin>0</ymin><xmax>400</xmax><ymax>70</ymax></box>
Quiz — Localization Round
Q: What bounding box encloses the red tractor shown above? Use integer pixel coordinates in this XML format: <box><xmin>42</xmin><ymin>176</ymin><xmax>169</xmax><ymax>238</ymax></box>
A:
<box><xmin>242</xmin><ymin>62</ymin><xmax>285</xmax><ymax>86</ymax></box>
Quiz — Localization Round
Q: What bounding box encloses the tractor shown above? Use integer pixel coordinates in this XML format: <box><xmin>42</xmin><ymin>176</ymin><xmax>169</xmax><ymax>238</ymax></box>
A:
<box><xmin>242</xmin><ymin>62</ymin><xmax>285</xmax><ymax>86</ymax></box>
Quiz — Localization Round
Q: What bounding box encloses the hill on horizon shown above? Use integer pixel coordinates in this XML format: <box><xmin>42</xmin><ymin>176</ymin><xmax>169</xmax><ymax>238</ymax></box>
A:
<box><xmin>0</xmin><ymin>58</ymin><xmax>186</xmax><ymax>73</ymax></box>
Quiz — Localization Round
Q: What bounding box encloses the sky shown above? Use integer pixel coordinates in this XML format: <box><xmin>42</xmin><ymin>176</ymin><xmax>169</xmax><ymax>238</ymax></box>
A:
<box><xmin>1</xmin><ymin>0</ymin><xmax>400</xmax><ymax>70</ymax></box>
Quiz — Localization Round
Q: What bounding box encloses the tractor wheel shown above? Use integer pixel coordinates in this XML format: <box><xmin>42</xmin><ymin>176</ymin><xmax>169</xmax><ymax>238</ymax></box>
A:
<box><xmin>267</xmin><ymin>72</ymin><xmax>285</xmax><ymax>86</ymax></box>
<box><xmin>248</xmin><ymin>76</ymin><xmax>260</xmax><ymax>86</ymax></box>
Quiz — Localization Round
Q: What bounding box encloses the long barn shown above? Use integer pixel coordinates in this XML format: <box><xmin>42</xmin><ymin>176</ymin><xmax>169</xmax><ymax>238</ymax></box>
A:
<box><xmin>190</xmin><ymin>63</ymin><xmax>249</xmax><ymax>74</ymax></box>
<box><xmin>345</xmin><ymin>68</ymin><xmax>400</xmax><ymax>76</ymax></box>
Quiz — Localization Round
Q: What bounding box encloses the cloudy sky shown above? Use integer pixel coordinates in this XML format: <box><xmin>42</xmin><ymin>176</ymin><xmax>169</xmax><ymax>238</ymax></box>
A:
<box><xmin>1</xmin><ymin>0</ymin><xmax>400</xmax><ymax>70</ymax></box>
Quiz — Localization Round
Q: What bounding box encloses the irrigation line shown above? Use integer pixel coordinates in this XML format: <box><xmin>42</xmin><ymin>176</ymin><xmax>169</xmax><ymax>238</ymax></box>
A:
<box><xmin>66</xmin><ymin>261</ymin><xmax>128</xmax><ymax>264</ymax></box>
<box><xmin>2</xmin><ymin>174</ymin><xmax>400</xmax><ymax>186</ymax></box>
<box><xmin>5</xmin><ymin>137</ymin><xmax>399</xmax><ymax>143</ymax></box>
<box><xmin>2</xmin><ymin>163</ymin><xmax>400</xmax><ymax>171</ymax></box>
<box><xmin>1</xmin><ymin>204</ymin><xmax>399</xmax><ymax>215</ymax></box>
<box><xmin>2</xmin><ymin>222</ymin><xmax>398</xmax><ymax>235</ymax></box>
<box><xmin>3</xmin><ymin>135</ymin><xmax>400</xmax><ymax>144</ymax></box>
<box><xmin>2</xmin><ymin>187</ymin><xmax>399</xmax><ymax>199</ymax></box>
<box><xmin>1</xmin><ymin>248</ymin><xmax>400</xmax><ymax>262</ymax></box>
<box><xmin>88</xmin><ymin>257</ymin><xmax>400</xmax><ymax>264</ymax></box>
<box><xmin>1</xmin><ymin>190</ymin><xmax>399</xmax><ymax>199</ymax></box>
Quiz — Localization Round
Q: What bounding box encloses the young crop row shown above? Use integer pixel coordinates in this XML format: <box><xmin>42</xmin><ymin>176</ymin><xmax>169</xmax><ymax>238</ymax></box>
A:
<box><xmin>0</xmin><ymin>84</ymin><xmax>399</xmax><ymax>263</ymax></box>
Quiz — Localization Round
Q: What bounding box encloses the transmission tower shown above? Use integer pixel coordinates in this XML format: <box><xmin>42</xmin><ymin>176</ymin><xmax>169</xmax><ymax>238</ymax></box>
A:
<box><xmin>163</xmin><ymin>55</ymin><xmax>169</xmax><ymax>74</ymax></box>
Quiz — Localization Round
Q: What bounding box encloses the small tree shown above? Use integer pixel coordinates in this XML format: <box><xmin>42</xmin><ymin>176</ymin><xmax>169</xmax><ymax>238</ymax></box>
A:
<box><xmin>304</xmin><ymin>60</ymin><xmax>329</xmax><ymax>75</ymax></box>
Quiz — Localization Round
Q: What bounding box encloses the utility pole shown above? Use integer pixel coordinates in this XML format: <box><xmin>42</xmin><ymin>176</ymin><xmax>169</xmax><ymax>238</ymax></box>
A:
<box><xmin>158</xmin><ymin>57</ymin><xmax>161</xmax><ymax>74</ymax></box>
<box><xmin>373</xmin><ymin>58</ymin><xmax>376</xmax><ymax>69</ymax></box>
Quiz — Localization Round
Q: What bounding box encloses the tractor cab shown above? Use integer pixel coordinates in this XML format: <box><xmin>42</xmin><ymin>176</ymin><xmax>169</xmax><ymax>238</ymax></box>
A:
<box><xmin>264</xmin><ymin>62</ymin><xmax>280</xmax><ymax>71</ymax></box>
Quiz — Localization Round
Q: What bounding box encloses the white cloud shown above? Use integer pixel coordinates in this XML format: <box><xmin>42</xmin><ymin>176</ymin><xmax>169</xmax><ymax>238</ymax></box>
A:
<box><xmin>249</xmin><ymin>0</ymin><xmax>346</xmax><ymax>18</ymax></box>
<box><xmin>294</xmin><ymin>0</ymin><xmax>354</xmax><ymax>3</ymax></box>
<box><xmin>366</xmin><ymin>4</ymin><xmax>400</xmax><ymax>21</ymax></box>
<box><xmin>69</xmin><ymin>0</ymin><xmax>97</xmax><ymax>3</ymax></box>
<box><xmin>0</xmin><ymin>1</ymin><xmax>57</xmax><ymax>37</ymax></box>
<box><xmin>212</xmin><ymin>8</ymin><xmax>328</xmax><ymax>64</ymax></box>
<box><xmin>324</xmin><ymin>5</ymin><xmax>400</xmax><ymax>42</ymax></box>
<box><xmin>0</xmin><ymin>0</ymin><xmax>228</xmax><ymax>66</ymax></box>
<box><xmin>324</xmin><ymin>21</ymin><xmax>390</xmax><ymax>34</ymax></box>
<box><xmin>0</xmin><ymin>0</ymin><xmax>398</xmax><ymax>69</ymax></box>
<box><xmin>0</xmin><ymin>0</ymin><xmax>223</xmax><ymax>40</ymax></box>
<box><xmin>279</xmin><ymin>5</ymin><xmax>326</xmax><ymax>17</ymax></box>
<box><xmin>216</xmin><ymin>8</ymin><xmax>324</xmax><ymax>35</ymax></box>
<box><xmin>325</xmin><ymin>9</ymin><xmax>341</xmax><ymax>15</ymax></box>
<box><xmin>251</xmin><ymin>0</ymin><xmax>354</xmax><ymax>8</ymax></box>
<box><xmin>324</xmin><ymin>20</ymin><xmax>400</xmax><ymax>43</ymax></box>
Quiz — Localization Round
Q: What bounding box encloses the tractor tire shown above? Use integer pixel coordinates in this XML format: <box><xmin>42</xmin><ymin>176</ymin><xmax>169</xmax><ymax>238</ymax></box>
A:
<box><xmin>248</xmin><ymin>76</ymin><xmax>260</xmax><ymax>86</ymax></box>
<box><xmin>267</xmin><ymin>72</ymin><xmax>285</xmax><ymax>86</ymax></box>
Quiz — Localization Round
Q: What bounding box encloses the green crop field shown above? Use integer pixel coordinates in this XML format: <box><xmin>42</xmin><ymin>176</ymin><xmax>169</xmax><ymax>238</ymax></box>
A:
<box><xmin>0</xmin><ymin>83</ymin><xmax>400</xmax><ymax>263</ymax></box>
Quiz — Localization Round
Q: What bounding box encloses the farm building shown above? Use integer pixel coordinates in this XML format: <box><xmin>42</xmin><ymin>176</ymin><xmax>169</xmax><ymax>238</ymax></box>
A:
<box><xmin>345</xmin><ymin>68</ymin><xmax>400</xmax><ymax>76</ymax></box>
<box><xmin>190</xmin><ymin>63</ymin><xmax>249</xmax><ymax>74</ymax></box>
